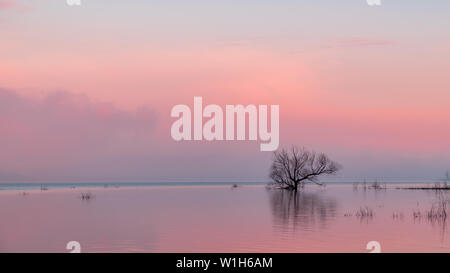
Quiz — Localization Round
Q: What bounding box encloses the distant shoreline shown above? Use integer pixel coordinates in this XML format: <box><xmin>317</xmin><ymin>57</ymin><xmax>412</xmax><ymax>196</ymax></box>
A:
<box><xmin>397</xmin><ymin>186</ymin><xmax>450</xmax><ymax>190</ymax></box>
<box><xmin>0</xmin><ymin>181</ymin><xmax>447</xmax><ymax>193</ymax></box>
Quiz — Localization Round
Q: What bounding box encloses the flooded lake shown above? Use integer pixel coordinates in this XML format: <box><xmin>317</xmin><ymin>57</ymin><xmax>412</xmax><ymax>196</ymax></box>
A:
<box><xmin>0</xmin><ymin>183</ymin><xmax>449</xmax><ymax>252</ymax></box>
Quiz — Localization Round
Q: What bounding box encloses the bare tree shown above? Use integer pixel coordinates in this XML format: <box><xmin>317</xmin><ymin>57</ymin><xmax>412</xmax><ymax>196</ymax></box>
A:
<box><xmin>269</xmin><ymin>147</ymin><xmax>341</xmax><ymax>191</ymax></box>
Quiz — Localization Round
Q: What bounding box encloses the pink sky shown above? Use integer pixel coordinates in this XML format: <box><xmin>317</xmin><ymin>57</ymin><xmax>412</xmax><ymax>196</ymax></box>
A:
<box><xmin>1</xmin><ymin>1</ymin><xmax>450</xmax><ymax>181</ymax></box>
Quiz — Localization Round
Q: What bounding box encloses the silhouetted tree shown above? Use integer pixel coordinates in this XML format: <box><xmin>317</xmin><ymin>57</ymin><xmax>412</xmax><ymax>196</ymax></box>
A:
<box><xmin>269</xmin><ymin>147</ymin><xmax>341</xmax><ymax>191</ymax></box>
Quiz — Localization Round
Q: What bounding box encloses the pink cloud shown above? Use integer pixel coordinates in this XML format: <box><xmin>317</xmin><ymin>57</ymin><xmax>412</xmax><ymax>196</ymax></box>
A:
<box><xmin>317</xmin><ymin>37</ymin><xmax>394</xmax><ymax>50</ymax></box>
<box><xmin>0</xmin><ymin>88</ymin><xmax>158</xmax><ymax>180</ymax></box>
<box><xmin>0</xmin><ymin>1</ymin><xmax>17</xmax><ymax>10</ymax></box>
<box><xmin>0</xmin><ymin>0</ymin><xmax>31</xmax><ymax>12</ymax></box>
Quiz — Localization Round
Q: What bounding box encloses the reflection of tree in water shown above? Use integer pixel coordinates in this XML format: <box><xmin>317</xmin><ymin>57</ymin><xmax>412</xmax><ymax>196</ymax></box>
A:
<box><xmin>420</xmin><ymin>190</ymin><xmax>450</xmax><ymax>241</ymax></box>
<box><xmin>268</xmin><ymin>189</ymin><xmax>338</xmax><ymax>232</ymax></box>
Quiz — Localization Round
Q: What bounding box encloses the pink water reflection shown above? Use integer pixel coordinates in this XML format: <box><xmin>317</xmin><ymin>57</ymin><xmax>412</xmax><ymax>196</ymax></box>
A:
<box><xmin>0</xmin><ymin>185</ymin><xmax>449</xmax><ymax>252</ymax></box>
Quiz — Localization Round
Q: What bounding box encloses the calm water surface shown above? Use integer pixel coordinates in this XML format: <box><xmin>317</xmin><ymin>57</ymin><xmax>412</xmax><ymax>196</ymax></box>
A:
<box><xmin>0</xmin><ymin>184</ymin><xmax>449</xmax><ymax>252</ymax></box>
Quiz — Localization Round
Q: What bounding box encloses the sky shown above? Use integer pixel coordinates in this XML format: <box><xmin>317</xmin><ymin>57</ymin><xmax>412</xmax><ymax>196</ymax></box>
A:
<box><xmin>1</xmin><ymin>0</ymin><xmax>450</xmax><ymax>182</ymax></box>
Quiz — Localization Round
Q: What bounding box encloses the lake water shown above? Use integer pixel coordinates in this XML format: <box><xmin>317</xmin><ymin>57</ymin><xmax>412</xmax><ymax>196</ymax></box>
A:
<box><xmin>0</xmin><ymin>183</ymin><xmax>449</xmax><ymax>252</ymax></box>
